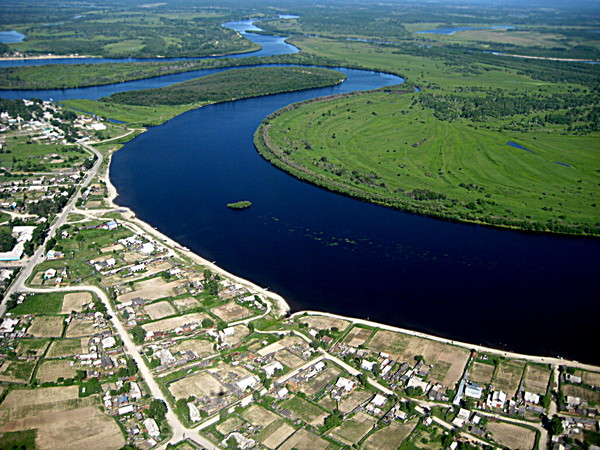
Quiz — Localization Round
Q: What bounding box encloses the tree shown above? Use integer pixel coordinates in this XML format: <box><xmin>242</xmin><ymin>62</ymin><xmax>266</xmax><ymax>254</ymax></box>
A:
<box><xmin>148</xmin><ymin>399</ymin><xmax>168</xmax><ymax>421</ymax></box>
<box><xmin>0</xmin><ymin>227</ymin><xmax>16</xmax><ymax>252</ymax></box>
<box><xmin>130</xmin><ymin>326</ymin><xmax>146</xmax><ymax>345</ymax></box>
<box><xmin>548</xmin><ymin>415</ymin><xmax>564</xmax><ymax>436</ymax></box>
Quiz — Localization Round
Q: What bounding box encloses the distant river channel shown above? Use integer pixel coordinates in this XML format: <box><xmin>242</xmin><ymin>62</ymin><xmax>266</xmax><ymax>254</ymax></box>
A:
<box><xmin>1</xmin><ymin>20</ymin><xmax>598</xmax><ymax>364</ymax></box>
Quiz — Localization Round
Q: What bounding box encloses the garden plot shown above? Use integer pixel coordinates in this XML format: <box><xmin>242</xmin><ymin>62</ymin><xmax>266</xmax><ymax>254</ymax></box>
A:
<box><xmin>281</xmin><ymin>395</ymin><xmax>329</xmax><ymax>426</ymax></box>
<box><xmin>298</xmin><ymin>366</ymin><xmax>341</xmax><ymax>397</ymax></box>
<box><xmin>275</xmin><ymin>349</ymin><xmax>306</xmax><ymax>370</ymax></box>
<box><xmin>486</xmin><ymin>421</ymin><xmax>536</xmax><ymax>449</ymax></box>
<box><xmin>343</xmin><ymin>327</ymin><xmax>373</xmax><ymax>347</ymax></box>
<box><xmin>0</xmin><ymin>386</ymin><xmax>83</xmax><ymax>421</ymax></box>
<box><xmin>298</xmin><ymin>315</ymin><xmax>350</xmax><ymax>332</ymax></box>
<box><xmin>362</xmin><ymin>418</ymin><xmax>418</xmax><ymax>450</ymax></box>
<box><xmin>118</xmin><ymin>278</ymin><xmax>183</xmax><ymax>303</ymax></box>
<box><xmin>469</xmin><ymin>361</ymin><xmax>495</xmax><ymax>385</ymax></box>
<box><xmin>368</xmin><ymin>331</ymin><xmax>470</xmax><ymax>387</ymax></box>
<box><xmin>0</xmin><ymin>360</ymin><xmax>36</xmax><ymax>383</ymax></box>
<box><xmin>142</xmin><ymin>312</ymin><xmax>209</xmax><ymax>333</ymax></box>
<box><xmin>210</xmin><ymin>302</ymin><xmax>251</xmax><ymax>322</ymax></box>
<box><xmin>144</xmin><ymin>300</ymin><xmax>176</xmax><ymax>320</ymax></box>
<box><xmin>562</xmin><ymin>384</ymin><xmax>600</xmax><ymax>404</ymax></box>
<box><xmin>328</xmin><ymin>411</ymin><xmax>377</xmax><ymax>445</ymax></box>
<box><xmin>241</xmin><ymin>404</ymin><xmax>280</xmax><ymax>427</ymax></box>
<box><xmin>36</xmin><ymin>359</ymin><xmax>79</xmax><ymax>383</ymax></box>
<box><xmin>523</xmin><ymin>364</ymin><xmax>551</xmax><ymax>395</ymax></box>
<box><xmin>493</xmin><ymin>360</ymin><xmax>526</xmax><ymax>399</ymax></box>
<box><xmin>223</xmin><ymin>324</ymin><xmax>250</xmax><ymax>347</ymax></box>
<box><xmin>257</xmin><ymin>419</ymin><xmax>296</xmax><ymax>449</ymax></box>
<box><xmin>338</xmin><ymin>389</ymin><xmax>372</xmax><ymax>414</ymax></box>
<box><xmin>169</xmin><ymin>371</ymin><xmax>228</xmax><ymax>400</ymax></box>
<box><xmin>27</xmin><ymin>316</ymin><xmax>64</xmax><ymax>338</ymax></box>
<box><xmin>15</xmin><ymin>339</ymin><xmax>49</xmax><ymax>358</ymax></box>
<box><xmin>173</xmin><ymin>296</ymin><xmax>201</xmax><ymax>312</ymax></box>
<box><xmin>65</xmin><ymin>318</ymin><xmax>96</xmax><ymax>337</ymax></box>
<box><xmin>582</xmin><ymin>370</ymin><xmax>600</xmax><ymax>387</ymax></box>
<box><xmin>47</xmin><ymin>338</ymin><xmax>89</xmax><ymax>358</ymax></box>
<box><xmin>257</xmin><ymin>336</ymin><xmax>305</xmax><ymax>357</ymax></box>
<box><xmin>100</xmin><ymin>243</ymin><xmax>124</xmax><ymax>253</ymax></box>
<box><xmin>170</xmin><ymin>338</ymin><xmax>214</xmax><ymax>358</ymax></box>
<box><xmin>61</xmin><ymin>292</ymin><xmax>92</xmax><ymax>314</ymax></box>
<box><xmin>216</xmin><ymin>417</ymin><xmax>244</xmax><ymax>435</ymax></box>
<box><xmin>279</xmin><ymin>428</ymin><xmax>335</xmax><ymax>450</ymax></box>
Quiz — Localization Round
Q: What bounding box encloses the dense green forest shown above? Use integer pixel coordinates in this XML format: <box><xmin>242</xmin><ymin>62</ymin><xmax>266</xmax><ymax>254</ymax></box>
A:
<box><xmin>103</xmin><ymin>67</ymin><xmax>345</xmax><ymax>106</ymax></box>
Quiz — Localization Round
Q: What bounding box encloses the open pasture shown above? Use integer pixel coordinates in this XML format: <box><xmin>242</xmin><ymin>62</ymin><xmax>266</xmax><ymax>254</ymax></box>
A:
<box><xmin>486</xmin><ymin>421</ymin><xmax>536</xmax><ymax>449</ymax></box>
<box><xmin>27</xmin><ymin>316</ymin><xmax>64</xmax><ymax>338</ymax></box>
<box><xmin>144</xmin><ymin>300</ymin><xmax>176</xmax><ymax>320</ymax></box>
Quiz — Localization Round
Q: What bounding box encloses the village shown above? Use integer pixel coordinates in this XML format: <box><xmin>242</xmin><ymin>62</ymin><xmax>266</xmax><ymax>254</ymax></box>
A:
<box><xmin>0</xmin><ymin>99</ymin><xmax>598</xmax><ymax>450</ymax></box>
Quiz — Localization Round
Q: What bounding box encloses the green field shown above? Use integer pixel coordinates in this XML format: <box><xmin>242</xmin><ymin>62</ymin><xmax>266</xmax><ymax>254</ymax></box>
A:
<box><xmin>10</xmin><ymin>292</ymin><xmax>65</xmax><ymax>315</ymax></box>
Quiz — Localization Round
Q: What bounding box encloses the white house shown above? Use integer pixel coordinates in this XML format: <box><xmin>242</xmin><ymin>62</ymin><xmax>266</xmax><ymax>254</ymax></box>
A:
<box><xmin>336</xmin><ymin>377</ymin><xmax>355</xmax><ymax>392</ymax></box>
<box><xmin>101</xmin><ymin>336</ymin><xmax>116</xmax><ymax>349</ymax></box>
<box><xmin>262</xmin><ymin>361</ymin><xmax>284</xmax><ymax>378</ymax></box>
<box><xmin>524</xmin><ymin>392</ymin><xmax>540</xmax><ymax>404</ymax></box>
<box><xmin>236</xmin><ymin>375</ymin><xmax>259</xmax><ymax>391</ymax></box>
<box><xmin>487</xmin><ymin>390</ymin><xmax>507</xmax><ymax>409</ymax></box>
<box><xmin>143</xmin><ymin>418</ymin><xmax>160</xmax><ymax>438</ymax></box>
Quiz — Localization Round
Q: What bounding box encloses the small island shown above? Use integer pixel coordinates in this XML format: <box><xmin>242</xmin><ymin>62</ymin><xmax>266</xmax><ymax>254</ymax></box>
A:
<box><xmin>227</xmin><ymin>200</ymin><xmax>252</xmax><ymax>210</ymax></box>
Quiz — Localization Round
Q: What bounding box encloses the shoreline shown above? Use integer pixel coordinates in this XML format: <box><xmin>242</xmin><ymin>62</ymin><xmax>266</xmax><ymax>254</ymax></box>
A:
<box><xmin>99</xmin><ymin>133</ymin><xmax>598</xmax><ymax>368</ymax></box>
<box><xmin>0</xmin><ymin>54</ymin><xmax>98</xmax><ymax>61</ymax></box>
<box><xmin>100</xmin><ymin>146</ymin><xmax>290</xmax><ymax>317</ymax></box>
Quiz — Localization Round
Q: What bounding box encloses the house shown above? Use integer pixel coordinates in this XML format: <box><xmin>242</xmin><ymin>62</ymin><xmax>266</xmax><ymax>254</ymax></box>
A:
<box><xmin>0</xmin><ymin>318</ymin><xmax>19</xmax><ymax>333</ymax></box>
<box><xmin>262</xmin><ymin>361</ymin><xmax>284</xmax><ymax>378</ymax></box>
<box><xmin>188</xmin><ymin>403</ymin><xmax>201</xmax><ymax>422</ymax></box>
<box><xmin>565</xmin><ymin>373</ymin><xmax>582</xmax><ymax>384</ymax></box>
<box><xmin>104</xmin><ymin>220</ymin><xmax>118</xmax><ymax>231</ymax></box>
<box><xmin>130</xmin><ymin>382</ymin><xmax>142</xmax><ymax>400</ymax></box>
<box><xmin>361</xmin><ymin>360</ymin><xmax>376</xmax><ymax>371</ymax></box>
<box><xmin>44</xmin><ymin>268</ymin><xmax>57</xmax><ymax>279</ymax></box>
<box><xmin>236</xmin><ymin>375</ymin><xmax>259</xmax><ymax>391</ymax></box>
<box><xmin>464</xmin><ymin>382</ymin><xmax>483</xmax><ymax>399</ymax></box>
<box><xmin>336</xmin><ymin>377</ymin><xmax>355</xmax><ymax>392</ymax></box>
<box><xmin>140</xmin><ymin>243</ymin><xmax>154</xmax><ymax>255</ymax></box>
<box><xmin>371</xmin><ymin>394</ymin><xmax>387</xmax><ymax>407</ymax></box>
<box><xmin>143</xmin><ymin>418</ymin><xmax>160</xmax><ymax>438</ymax></box>
<box><xmin>277</xmin><ymin>387</ymin><xmax>289</xmax><ymax>399</ymax></box>
<box><xmin>118</xmin><ymin>404</ymin><xmax>135</xmax><ymax>415</ymax></box>
<box><xmin>487</xmin><ymin>390</ymin><xmax>507</xmax><ymax>409</ymax></box>
<box><xmin>101</xmin><ymin>336</ymin><xmax>116</xmax><ymax>349</ymax></box>
<box><xmin>524</xmin><ymin>392</ymin><xmax>540</xmax><ymax>404</ymax></box>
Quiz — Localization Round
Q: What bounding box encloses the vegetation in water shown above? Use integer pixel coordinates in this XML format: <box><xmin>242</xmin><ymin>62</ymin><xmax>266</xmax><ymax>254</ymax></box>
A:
<box><xmin>227</xmin><ymin>201</ymin><xmax>252</xmax><ymax>210</ymax></box>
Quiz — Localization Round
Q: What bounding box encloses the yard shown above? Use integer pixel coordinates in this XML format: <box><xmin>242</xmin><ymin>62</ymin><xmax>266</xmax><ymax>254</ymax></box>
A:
<box><xmin>144</xmin><ymin>300</ymin><xmax>177</xmax><ymax>320</ymax></box>
<box><xmin>297</xmin><ymin>366</ymin><xmax>342</xmax><ymax>397</ymax></box>
<box><xmin>562</xmin><ymin>384</ymin><xmax>600</xmax><ymax>404</ymax></box>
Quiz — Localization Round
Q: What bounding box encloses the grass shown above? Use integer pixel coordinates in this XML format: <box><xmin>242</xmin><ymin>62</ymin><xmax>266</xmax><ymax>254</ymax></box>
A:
<box><xmin>282</xmin><ymin>395</ymin><xmax>329</xmax><ymax>424</ymax></box>
<box><xmin>257</xmin><ymin>89</ymin><xmax>600</xmax><ymax>234</ymax></box>
<box><xmin>0</xmin><ymin>429</ymin><xmax>37</xmax><ymax>449</ymax></box>
<box><xmin>10</xmin><ymin>292</ymin><xmax>64</xmax><ymax>315</ymax></box>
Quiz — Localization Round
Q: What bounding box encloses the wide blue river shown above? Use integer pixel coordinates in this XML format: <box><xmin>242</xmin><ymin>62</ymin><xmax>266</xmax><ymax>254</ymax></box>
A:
<box><xmin>1</xmin><ymin>20</ymin><xmax>598</xmax><ymax>363</ymax></box>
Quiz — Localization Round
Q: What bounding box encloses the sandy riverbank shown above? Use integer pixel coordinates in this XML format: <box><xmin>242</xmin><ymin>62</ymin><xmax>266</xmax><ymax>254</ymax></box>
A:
<box><xmin>99</xmin><ymin>141</ymin><xmax>290</xmax><ymax>317</ymax></box>
<box><xmin>0</xmin><ymin>54</ymin><xmax>99</xmax><ymax>61</ymax></box>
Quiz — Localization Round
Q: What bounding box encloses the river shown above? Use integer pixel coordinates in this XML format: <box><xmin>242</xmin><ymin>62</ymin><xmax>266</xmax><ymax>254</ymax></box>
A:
<box><xmin>1</xmin><ymin>20</ymin><xmax>598</xmax><ymax>364</ymax></box>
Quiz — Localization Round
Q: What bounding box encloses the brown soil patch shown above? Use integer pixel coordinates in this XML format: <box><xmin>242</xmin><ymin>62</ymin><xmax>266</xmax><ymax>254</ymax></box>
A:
<box><xmin>279</xmin><ymin>428</ymin><xmax>333</xmax><ymax>450</ymax></box>
<box><xmin>169</xmin><ymin>371</ymin><xmax>227</xmax><ymax>400</ymax></box>
<box><xmin>65</xmin><ymin>318</ymin><xmax>96</xmax><ymax>337</ymax></box>
<box><xmin>171</xmin><ymin>338</ymin><xmax>214</xmax><ymax>358</ymax></box>
<box><xmin>36</xmin><ymin>360</ymin><xmax>79</xmax><ymax>383</ymax></box>
<box><xmin>343</xmin><ymin>327</ymin><xmax>373</xmax><ymax>347</ymax></box>
<box><xmin>338</xmin><ymin>389</ymin><xmax>372</xmax><ymax>414</ymax></box>
<box><xmin>47</xmin><ymin>338</ymin><xmax>89</xmax><ymax>358</ymax></box>
<box><xmin>486</xmin><ymin>420</ymin><xmax>536</xmax><ymax>449</ymax></box>
<box><xmin>523</xmin><ymin>364</ymin><xmax>551</xmax><ymax>395</ymax></box>
<box><xmin>173</xmin><ymin>296</ymin><xmax>201</xmax><ymax>312</ymax></box>
<box><xmin>469</xmin><ymin>361</ymin><xmax>495</xmax><ymax>385</ymax></box>
<box><xmin>299</xmin><ymin>315</ymin><xmax>350</xmax><ymax>332</ymax></box>
<box><xmin>363</xmin><ymin>419</ymin><xmax>418</xmax><ymax>450</ymax></box>
<box><xmin>142</xmin><ymin>312</ymin><xmax>209</xmax><ymax>333</ymax></box>
<box><xmin>118</xmin><ymin>278</ymin><xmax>184</xmax><ymax>303</ymax></box>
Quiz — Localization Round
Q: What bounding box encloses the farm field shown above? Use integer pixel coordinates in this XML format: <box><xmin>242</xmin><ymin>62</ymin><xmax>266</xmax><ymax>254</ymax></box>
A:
<box><xmin>256</xmin><ymin>419</ymin><xmax>296</xmax><ymax>449</ymax></box>
<box><xmin>338</xmin><ymin>389</ymin><xmax>372</xmax><ymax>414</ymax></box>
<box><xmin>298</xmin><ymin>315</ymin><xmax>350</xmax><ymax>332</ymax></box>
<box><xmin>342</xmin><ymin>326</ymin><xmax>373</xmax><ymax>348</ymax></box>
<box><xmin>275</xmin><ymin>349</ymin><xmax>306</xmax><ymax>370</ymax></box>
<box><xmin>210</xmin><ymin>302</ymin><xmax>251</xmax><ymax>322</ymax></box>
<box><xmin>142</xmin><ymin>312</ymin><xmax>210</xmax><ymax>333</ymax></box>
<box><xmin>170</xmin><ymin>338</ymin><xmax>214</xmax><ymax>358</ymax></box>
<box><xmin>172</xmin><ymin>296</ymin><xmax>201</xmax><ymax>313</ymax></box>
<box><xmin>10</xmin><ymin>293</ymin><xmax>64</xmax><ymax>315</ymax></box>
<box><xmin>65</xmin><ymin>318</ymin><xmax>96</xmax><ymax>337</ymax></box>
<box><xmin>281</xmin><ymin>395</ymin><xmax>329</xmax><ymax>426</ymax></box>
<box><xmin>486</xmin><ymin>421</ymin><xmax>537</xmax><ymax>449</ymax></box>
<box><xmin>169</xmin><ymin>371</ymin><xmax>227</xmax><ymax>400</ymax></box>
<box><xmin>15</xmin><ymin>339</ymin><xmax>49</xmax><ymax>358</ymax></box>
<box><xmin>297</xmin><ymin>366</ymin><xmax>342</xmax><ymax>397</ymax></box>
<box><xmin>118</xmin><ymin>278</ymin><xmax>183</xmax><ymax>303</ymax></box>
<box><xmin>0</xmin><ymin>360</ymin><xmax>36</xmax><ymax>383</ymax></box>
<box><xmin>279</xmin><ymin>427</ymin><xmax>336</xmax><ymax>450</ymax></box>
<box><xmin>36</xmin><ymin>359</ymin><xmax>79</xmax><ymax>383</ymax></box>
<box><xmin>241</xmin><ymin>404</ymin><xmax>280</xmax><ymax>427</ymax></box>
<box><xmin>562</xmin><ymin>384</ymin><xmax>600</xmax><ymax>404</ymax></box>
<box><xmin>61</xmin><ymin>292</ymin><xmax>92</xmax><ymax>314</ymax></box>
